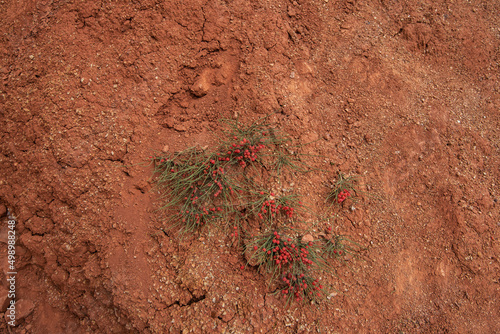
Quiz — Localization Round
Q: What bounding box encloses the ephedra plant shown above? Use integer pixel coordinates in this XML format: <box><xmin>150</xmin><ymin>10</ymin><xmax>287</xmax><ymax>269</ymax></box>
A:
<box><xmin>151</xmin><ymin>116</ymin><xmax>362</xmax><ymax>305</ymax></box>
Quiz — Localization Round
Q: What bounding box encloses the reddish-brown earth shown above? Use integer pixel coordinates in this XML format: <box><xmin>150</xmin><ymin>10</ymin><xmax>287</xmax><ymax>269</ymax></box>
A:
<box><xmin>1</xmin><ymin>0</ymin><xmax>499</xmax><ymax>333</ymax></box>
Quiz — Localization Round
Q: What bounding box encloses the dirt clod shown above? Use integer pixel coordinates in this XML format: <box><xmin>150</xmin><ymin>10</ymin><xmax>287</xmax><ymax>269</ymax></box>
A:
<box><xmin>301</xmin><ymin>234</ymin><xmax>314</xmax><ymax>244</ymax></box>
<box><xmin>0</xmin><ymin>286</ymin><xmax>9</xmax><ymax>312</ymax></box>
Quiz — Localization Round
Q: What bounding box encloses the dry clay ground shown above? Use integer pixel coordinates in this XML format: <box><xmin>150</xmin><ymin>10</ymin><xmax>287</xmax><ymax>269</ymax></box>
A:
<box><xmin>1</xmin><ymin>0</ymin><xmax>499</xmax><ymax>333</ymax></box>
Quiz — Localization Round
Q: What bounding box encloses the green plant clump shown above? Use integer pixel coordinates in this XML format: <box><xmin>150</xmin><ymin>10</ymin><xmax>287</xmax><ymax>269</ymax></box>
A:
<box><xmin>151</xmin><ymin>116</ymin><xmax>363</xmax><ymax>305</ymax></box>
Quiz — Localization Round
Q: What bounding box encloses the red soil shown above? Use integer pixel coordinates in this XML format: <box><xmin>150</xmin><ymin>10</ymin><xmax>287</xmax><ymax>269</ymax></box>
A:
<box><xmin>1</xmin><ymin>0</ymin><xmax>499</xmax><ymax>333</ymax></box>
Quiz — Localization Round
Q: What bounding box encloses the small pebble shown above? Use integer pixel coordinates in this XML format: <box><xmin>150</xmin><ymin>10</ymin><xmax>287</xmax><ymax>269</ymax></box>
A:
<box><xmin>301</xmin><ymin>234</ymin><xmax>314</xmax><ymax>243</ymax></box>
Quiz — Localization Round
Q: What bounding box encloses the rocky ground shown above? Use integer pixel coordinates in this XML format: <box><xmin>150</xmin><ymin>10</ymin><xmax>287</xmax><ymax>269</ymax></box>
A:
<box><xmin>0</xmin><ymin>0</ymin><xmax>499</xmax><ymax>333</ymax></box>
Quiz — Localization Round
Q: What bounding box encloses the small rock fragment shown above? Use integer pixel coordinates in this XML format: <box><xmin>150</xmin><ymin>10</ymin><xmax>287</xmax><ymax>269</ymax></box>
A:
<box><xmin>190</xmin><ymin>76</ymin><xmax>210</xmax><ymax>97</ymax></box>
<box><xmin>301</xmin><ymin>234</ymin><xmax>314</xmax><ymax>244</ymax></box>
<box><xmin>4</xmin><ymin>299</ymin><xmax>35</xmax><ymax>324</ymax></box>
<box><xmin>174</xmin><ymin>124</ymin><xmax>187</xmax><ymax>132</ymax></box>
<box><xmin>164</xmin><ymin>117</ymin><xmax>175</xmax><ymax>128</ymax></box>
<box><xmin>0</xmin><ymin>225</ymin><xmax>10</xmax><ymax>244</ymax></box>
<box><xmin>340</xmin><ymin>21</ymin><xmax>352</xmax><ymax>30</ymax></box>
<box><xmin>16</xmin><ymin>299</ymin><xmax>35</xmax><ymax>321</ymax></box>
<box><xmin>25</xmin><ymin>216</ymin><xmax>53</xmax><ymax>235</ymax></box>
<box><xmin>0</xmin><ymin>286</ymin><xmax>9</xmax><ymax>312</ymax></box>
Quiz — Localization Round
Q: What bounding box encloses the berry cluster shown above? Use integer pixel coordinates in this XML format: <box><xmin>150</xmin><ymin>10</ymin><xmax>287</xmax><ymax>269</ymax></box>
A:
<box><xmin>257</xmin><ymin>197</ymin><xmax>294</xmax><ymax>219</ymax></box>
<box><xmin>283</xmin><ymin>206</ymin><xmax>294</xmax><ymax>218</ymax></box>
<box><xmin>332</xmin><ymin>249</ymin><xmax>343</xmax><ymax>255</ymax></box>
<box><xmin>337</xmin><ymin>189</ymin><xmax>351</xmax><ymax>203</ymax></box>
<box><xmin>203</xmin><ymin>161</ymin><xmax>225</xmax><ymax>175</ymax></box>
<box><xmin>182</xmin><ymin>210</ymin><xmax>205</xmax><ymax>226</ymax></box>
<box><xmin>196</xmin><ymin>156</ymin><xmax>235</xmax><ymax>199</ymax></box>
<box><xmin>253</xmin><ymin>193</ymin><xmax>299</xmax><ymax>224</ymax></box>
<box><xmin>250</xmin><ymin>230</ymin><xmax>323</xmax><ymax>286</ymax></box>
<box><xmin>230</xmin><ymin>226</ymin><xmax>238</xmax><ymax>238</ymax></box>
<box><xmin>179</xmin><ymin>205</ymin><xmax>224</xmax><ymax>229</ymax></box>
<box><xmin>328</xmin><ymin>172</ymin><xmax>357</xmax><ymax>206</ymax></box>
<box><xmin>281</xmin><ymin>273</ymin><xmax>324</xmax><ymax>302</ymax></box>
<box><xmin>224</xmin><ymin>136</ymin><xmax>266</xmax><ymax>168</ymax></box>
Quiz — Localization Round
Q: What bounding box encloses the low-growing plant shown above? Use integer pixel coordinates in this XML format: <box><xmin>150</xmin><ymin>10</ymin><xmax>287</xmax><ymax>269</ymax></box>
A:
<box><xmin>152</xmin><ymin>147</ymin><xmax>240</xmax><ymax>233</ymax></box>
<box><xmin>246</xmin><ymin>230</ymin><xmax>326</xmax><ymax>280</ymax></box>
<box><xmin>220</xmin><ymin>117</ymin><xmax>307</xmax><ymax>174</ymax></box>
<box><xmin>327</xmin><ymin>172</ymin><xmax>357</xmax><ymax>205</ymax></box>
<box><xmin>245</xmin><ymin>191</ymin><xmax>301</xmax><ymax>227</ymax></box>
<box><xmin>152</xmin><ymin>117</ymin><xmax>307</xmax><ymax>234</ymax></box>
<box><xmin>323</xmin><ymin>235</ymin><xmax>357</xmax><ymax>258</ymax></box>
<box><xmin>220</xmin><ymin>135</ymin><xmax>266</xmax><ymax>169</ymax></box>
<box><xmin>151</xmin><ymin>116</ymin><xmax>364</xmax><ymax>306</ymax></box>
<box><xmin>278</xmin><ymin>272</ymin><xmax>326</xmax><ymax>304</ymax></box>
